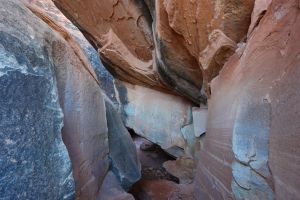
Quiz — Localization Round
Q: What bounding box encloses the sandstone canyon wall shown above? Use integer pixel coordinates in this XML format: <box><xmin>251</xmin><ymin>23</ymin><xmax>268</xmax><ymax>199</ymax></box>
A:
<box><xmin>1</xmin><ymin>0</ymin><xmax>300</xmax><ymax>199</ymax></box>
<box><xmin>195</xmin><ymin>0</ymin><xmax>300</xmax><ymax>199</ymax></box>
<box><xmin>1</xmin><ymin>0</ymin><xmax>138</xmax><ymax>199</ymax></box>
<box><xmin>52</xmin><ymin>0</ymin><xmax>254</xmax><ymax>104</ymax></box>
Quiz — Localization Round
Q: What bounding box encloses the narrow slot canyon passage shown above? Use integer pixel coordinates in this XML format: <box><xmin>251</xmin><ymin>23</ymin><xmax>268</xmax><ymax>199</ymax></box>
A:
<box><xmin>128</xmin><ymin>131</ymin><xmax>197</xmax><ymax>200</ymax></box>
<box><xmin>129</xmin><ymin>132</ymin><xmax>179</xmax><ymax>199</ymax></box>
<box><xmin>1</xmin><ymin>0</ymin><xmax>299</xmax><ymax>200</ymax></box>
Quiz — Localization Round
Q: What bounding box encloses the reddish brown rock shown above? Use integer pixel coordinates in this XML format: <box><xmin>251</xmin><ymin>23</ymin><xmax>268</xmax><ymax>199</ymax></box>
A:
<box><xmin>195</xmin><ymin>0</ymin><xmax>300</xmax><ymax>199</ymax></box>
<box><xmin>52</xmin><ymin>0</ymin><xmax>163</xmax><ymax>89</ymax></box>
<box><xmin>52</xmin><ymin>0</ymin><xmax>254</xmax><ymax>103</ymax></box>
<box><xmin>27</xmin><ymin>0</ymin><xmax>117</xmax><ymax>102</ymax></box>
<box><xmin>248</xmin><ymin>0</ymin><xmax>272</xmax><ymax>37</ymax></box>
<box><xmin>25</xmin><ymin>4</ymin><xmax>109</xmax><ymax>200</ymax></box>
<box><xmin>131</xmin><ymin>180</ymin><xmax>195</xmax><ymax>200</ymax></box>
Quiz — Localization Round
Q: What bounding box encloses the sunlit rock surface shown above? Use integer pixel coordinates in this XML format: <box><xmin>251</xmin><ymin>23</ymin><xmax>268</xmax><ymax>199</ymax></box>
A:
<box><xmin>1</xmin><ymin>0</ymin><xmax>299</xmax><ymax>199</ymax></box>
<box><xmin>195</xmin><ymin>0</ymin><xmax>300</xmax><ymax>199</ymax></box>
<box><xmin>0</xmin><ymin>0</ymin><xmax>74</xmax><ymax>199</ymax></box>
<box><xmin>28</xmin><ymin>0</ymin><xmax>117</xmax><ymax>102</ymax></box>
<box><xmin>53</xmin><ymin>0</ymin><xmax>254</xmax><ymax>103</ymax></box>
<box><xmin>24</xmin><ymin>4</ymin><xmax>111</xmax><ymax>199</ymax></box>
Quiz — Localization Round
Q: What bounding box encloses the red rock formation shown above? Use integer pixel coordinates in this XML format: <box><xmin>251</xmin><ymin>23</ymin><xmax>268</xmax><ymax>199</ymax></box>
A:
<box><xmin>32</xmin><ymin>0</ymin><xmax>300</xmax><ymax>199</ymax></box>
<box><xmin>195</xmin><ymin>0</ymin><xmax>300</xmax><ymax>199</ymax></box>
<box><xmin>25</xmin><ymin>3</ymin><xmax>110</xmax><ymax>199</ymax></box>
<box><xmin>52</xmin><ymin>0</ymin><xmax>254</xmax><ymax>103</ymax></box>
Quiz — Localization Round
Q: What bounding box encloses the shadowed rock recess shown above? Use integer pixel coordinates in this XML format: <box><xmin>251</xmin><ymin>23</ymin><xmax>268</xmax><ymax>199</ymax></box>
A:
<box><xmin>0</xmin><ymin>0</ymin><xmax>299</xmax><ymax>199</ymax></box>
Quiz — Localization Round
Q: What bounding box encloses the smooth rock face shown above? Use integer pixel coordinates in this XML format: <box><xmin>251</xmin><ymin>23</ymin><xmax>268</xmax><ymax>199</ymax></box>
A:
<box><xmin>0</xmin><ymin>0</ymin><xmax>74</xmax><ymax>199</ymax></box>
<box><xmin>53</xmin><ymin>0</ymin><xmax>162</xmax><ymax>90</ymax></box>
<box><xmin>53</xmin><ymin>0</ymin><xmax>255</xmax><ymax>103</ymax></box>
<box><xmin>98</xmin><ymin>172</ymin><xmax>135</xmax><ymax>200</ymax></box>
<box><xmin>27</xmin><ymin>0</ymin><xmax>117</xmax><ymax>102</ymax></box>
<box><xmin>192</xmin><ymin>107</ymin><xmax>208</xmax><ymax>137</ymax></box>
<box><xmin>115</xmin><ymin>80</ymin><xmax>194</xmax><ymax>156</ymax></box>
<box><xmin>1</xmin><ymin>1</ymin><xmax>110</xmax><ymax>199</ymax></box>
<box><xmin>50</xmin><ymin>30</ymin><xmax>109</xmax><ymax>200</ymax></box>
<box><xmin>105</xmin><ymin>100</ymin><xmax>141</xmax><ymax>190</ymax></box>
<box><xmin>195</xmin><ymin>0</ymin><xmax>300</xmax><ymax>199</ymax></box>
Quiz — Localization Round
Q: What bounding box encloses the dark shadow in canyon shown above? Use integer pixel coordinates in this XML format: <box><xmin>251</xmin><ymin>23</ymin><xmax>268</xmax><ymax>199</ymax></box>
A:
<box><xmin>127</xmin><ymin>129</ymin><xmax>180</xmax><ymax>200</ymax></box>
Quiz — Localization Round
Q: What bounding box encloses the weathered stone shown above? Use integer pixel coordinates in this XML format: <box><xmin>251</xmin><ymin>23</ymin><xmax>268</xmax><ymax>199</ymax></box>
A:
<box><xmin>24</xmin><ymin>4</ymin><xmax>110</xmax><ymax>199</ymax></box>
<box><xmin>105</xmin><ymin>99</ymin><xmax>141</xmax><ymax>190</ymax></box>
<box><xmin>163</xmin><ymin>156</ymin><xmax>196</xmax><ymax>184</ymax></box>
<box><xmin>0</xmin><ymin>0</ymin><xmax>74</xmax><ymax>199</ymax></box>
<box><xmin>98</xmin><ymin>171</ymin><xmax>135</xmax><ymax>200</ymax></box>
<box><xmin>27</xmin><ymin>0</ymin><xmax>117</xmax><ymax>102</ymax></box>
<box><xmin>192</xmin><ymin>107</ymin><xmax>208</xmax><ymax>137</ymax></box>
<box><xmin>154</xmin><ymin>0</ymin><xmax>203</xmax><ymax>103</ymax></box>
<box><xmin>199</xmin><ymin>30</ymin><xmax>237</xmax><ymax>96</ymax></box>
<box><xmin>247</xmin><ymin>0</ymin><xmax>272</xmax><ymax>37</ymax></box>
<box><xmin>52</xmin><ymin>0</ymin><xmax>255</xmax><ymax>104</ymax></box>
<box><xmin>195</xmin><ymin>0</ymin><xmax>300</xmax><ymax>199</ymax></box>
<box><xmin>115</xmin><ymin>80</ymin><xmax>194</xmax><ymax>157</ymax></box>
<box><xmin>52</xmin><ymin>0</ymin><xmax>162</xmax><ymax>91</ymax></box>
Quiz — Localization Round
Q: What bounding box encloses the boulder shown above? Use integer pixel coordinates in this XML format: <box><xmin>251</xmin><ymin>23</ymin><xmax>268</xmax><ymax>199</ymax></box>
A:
<box><xmin>2</xmin><ymin>1</ymin><xmax>111</xmax><ymax>199</ymax></box>
<box><xmin>53</xmin><ymin>0</ymin><xmax>162</xmax><ymax>91</ymax></box>
<box><xmin>0</xmin><ymin>0</ymin><xmax>75</xmax><ymax>199</ymax></box>
<box><xmin>105</xmin><ymin>99</ymin><xmax>141</xmax><ymax>190</ymax></box>
<box><xmin>53</xmin><ymin>0</ymin><xmax>255</xmax><ymax>104</ymax></box>
<box><xmin>115</xmin><ymin>80</ymin><xmax>194</xmax><ymax>157</ymax></box>
<box><xmin>195</xmin><ymin>0</ymin><xmax>300</xmax><ymax>199</ymax></box>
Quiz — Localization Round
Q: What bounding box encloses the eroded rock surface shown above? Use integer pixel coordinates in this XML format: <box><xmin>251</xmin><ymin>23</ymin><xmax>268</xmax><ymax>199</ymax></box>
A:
<box><xmin>195</xmin><ymin>0</ymin><xmax>300</xmax><ymax>199</ymax></box>
<box><xmin>24</xmin><ymin>4</ymin><xmax>111</xmax><ymax>199</ymax></box>
<box><xmin>0</xmin><ymin>0</ymin><xmax>75</xmax><ymax>199</ymax></box>
<box><xmin>27</xmin><ymin>0</ymin><xmax>117</xmax><ymax>102</ymax></box>
<box><xmin>2</xmin><ymin>0</ymin><xmax>299</xmax><ymax>199</ymax></box>
<box><xmin>53</xmin><ymin>0</ymin><xmax>254</xmax><ymax>103</ymax></box>
<box><xmin>115</xmin><ymin>80</ymin><xmax>195</xmax><ymax>157</ymax></box>
<box><xmin>98</xmin><ymin>172</ymin><xmax>135</xmax><ymax>200</ymax></box>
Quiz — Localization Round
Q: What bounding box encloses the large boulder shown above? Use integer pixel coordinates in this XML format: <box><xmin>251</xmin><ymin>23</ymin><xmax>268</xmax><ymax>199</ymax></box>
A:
<box><xmin>0</xmin><ymin>0</ymin><xmax>75</xmax><ymax>199</ymax></box>
<box><xmin>53</xmin><ymin>0</ymin><xmax>162</xmax><ymax>91</ymax></box>
<box><xmin>105</xmin><ymin>99</ymin><xmax>141</xmax><ymax>190</ymax></box>
<box><xmin>25</xmin><ymin>4</ymin><xmax>111</xmax><ymax>200</ymax></box>
<box><xmin>115</xmin><ymin>80</ymin><xmax>198</xmax><ymax>158</ymax></box>
<box><xmin>53</xmin><ymin>0</ymin><xmax>255</xmax><ymax>104</ymax></box>
<box><xmin>195</xmin><ymin>0</ymin><xmax>300</xmax><ymax>199</ymax></box>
